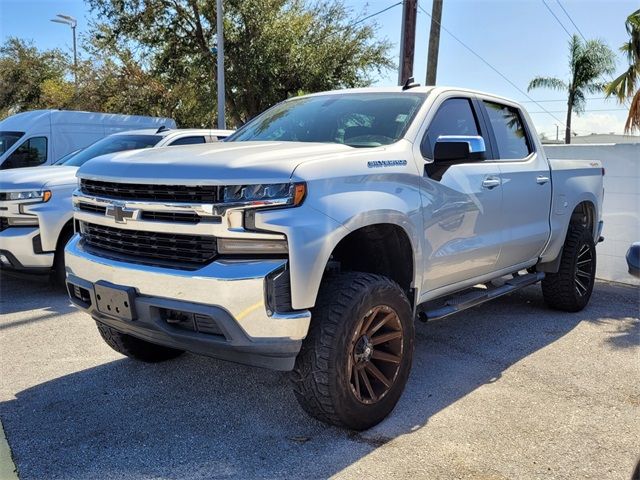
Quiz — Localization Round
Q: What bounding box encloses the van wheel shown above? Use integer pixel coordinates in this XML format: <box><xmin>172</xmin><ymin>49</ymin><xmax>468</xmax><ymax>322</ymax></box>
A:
<box><xmin>542</xmin><ymin>226</ymin><xmax>596</xmax><ymax>312</ymax></box>
<box><xmin>291</xmin><ymin>272</ymin><xmax>414</xmax><ymax>430</ymax></box>
<box><xmin>96</xmin><ymin>321</ymin><xmax>184</xmax><ymax>362</ymax></box>
<box><xmin>52</xmin><ymin>226</ymin><xmax>74</xmax><ymax>287</ymax></box>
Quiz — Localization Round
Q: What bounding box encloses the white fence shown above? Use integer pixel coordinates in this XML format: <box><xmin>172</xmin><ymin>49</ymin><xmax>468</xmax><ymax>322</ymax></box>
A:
<box><xmin>545</xmin><ymin>143</ymin><xmax>640</xmax><ymax>286</ymax></box>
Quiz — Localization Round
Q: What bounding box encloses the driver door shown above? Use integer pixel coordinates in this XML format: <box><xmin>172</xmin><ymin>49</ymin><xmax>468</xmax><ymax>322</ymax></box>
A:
<box><xmin>417</xmin><ymin>96</ymin><xmax>504</xmax><ymax>294</ymax></box>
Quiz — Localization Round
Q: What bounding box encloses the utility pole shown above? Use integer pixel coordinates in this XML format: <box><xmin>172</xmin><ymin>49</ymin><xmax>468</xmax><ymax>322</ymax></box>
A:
<box><xmin>398</xmin><ymin>0</ymin><xmax>417</xmax><ymax>85</ymax></box>
<box><xmin>425</xmin><ymin>0</ymin><xmax>443</xmax><ymax>86</ymax></box>
<box><xmin>216</xmin><ymin>0</ymin><xmax>226</xmax><ymax>129</ymax></box>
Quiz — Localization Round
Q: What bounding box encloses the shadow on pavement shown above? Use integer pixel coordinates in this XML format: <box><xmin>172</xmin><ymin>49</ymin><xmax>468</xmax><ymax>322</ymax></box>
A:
<box><xmin>0</xmin><ymin>282</ymin><xmax>637</xmax><ymax>479</ymax></box>
<box><xmin>0</xmin><ymin>273</ymin><xmax>75</xmax><ymax>316</ymax></box>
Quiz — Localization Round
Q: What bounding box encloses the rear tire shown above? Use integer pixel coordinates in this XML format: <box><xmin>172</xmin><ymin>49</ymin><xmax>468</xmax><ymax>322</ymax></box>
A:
<box><xmin>96</xmin><ymin>321</ymin><xmax>184</xmax><ymax>362</ymax></box>
<box><xmin>291</xmin><ymin>272</ymin><xmax>414</xmax><ymax>430</ymax></box>
<box><xmin>542</xmin><ymin>226</ymin><xmax>596</xmax><ymax>312</ymax></box>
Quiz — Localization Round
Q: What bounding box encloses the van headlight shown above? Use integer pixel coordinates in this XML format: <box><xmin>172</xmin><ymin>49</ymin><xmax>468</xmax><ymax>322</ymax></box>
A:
<box><xmin>222</xmin><ymin>183</ymin><xmax>306</xmax><ymax>207</ymax></box>
<box><xmin>4</xmin><ymin>190</ymin><xmax>52</xmax><ymax>202</ymax></box>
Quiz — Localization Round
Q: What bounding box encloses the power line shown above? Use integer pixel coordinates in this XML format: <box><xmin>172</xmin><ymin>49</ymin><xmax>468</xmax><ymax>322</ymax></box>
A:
<box><xmin>521</xmin><ymin>97</ymin><xmax>606</xmax><ymax>103</ymax></box>
<box><xmin>416</xmin><ymin>2</ymin><xmax>576</xmax><ymax>133</ymax></box>
<box><xmin>541</xmin><ymin>0</ymin><xmax>573</xmax><ymax>39</ymax></box>
<box><xmin>528</xmin><ymin>108</ymin><xmax>627</xmax><ymax>114</ymax></box>
<box><xmin>352</xmin><ymin>1</ymin><xmax>402</xmax><ymax>26</ymax></box>
<box><xmin>555</xmin><ymin>0</ymin><xmax>586</xmax><ymax>41</ymax></box>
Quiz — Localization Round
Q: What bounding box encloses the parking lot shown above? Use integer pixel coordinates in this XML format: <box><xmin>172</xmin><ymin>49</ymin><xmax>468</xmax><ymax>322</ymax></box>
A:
<box><xmin>0</xmin><ymin>274</ymin><xmax>638</xmax><ymax>479</ymax></box>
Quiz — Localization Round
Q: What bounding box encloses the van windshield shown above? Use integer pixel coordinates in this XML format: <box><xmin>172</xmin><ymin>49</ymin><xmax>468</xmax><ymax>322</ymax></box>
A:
<box><xmin>227</xmin><ymin>92</ymin><xmax>427</xmax><ymax>147</ymax></box>
<box><xmin>0</xmin><ymin>131</ymin><xmax>24</xmax><ymax>155</ymax></box>
<box><xmin>57</xmin><ymin>134</ymin><xmax>162</xmax><ymax>167</ymax></box>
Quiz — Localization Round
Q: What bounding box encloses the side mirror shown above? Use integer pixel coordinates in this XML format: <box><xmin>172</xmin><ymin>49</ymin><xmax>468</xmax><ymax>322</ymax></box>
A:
<box><xmin>433</xmin><ymin>135</ymin><xmax>486</xmax><ymax>163</ymax></box>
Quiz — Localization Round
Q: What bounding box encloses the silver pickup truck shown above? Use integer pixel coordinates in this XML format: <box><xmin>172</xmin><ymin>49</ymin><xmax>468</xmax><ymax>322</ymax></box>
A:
<box><xmin>65</xmin><ymin>86</ymin><xmax>604</xmax><ymax>430</ymax></box>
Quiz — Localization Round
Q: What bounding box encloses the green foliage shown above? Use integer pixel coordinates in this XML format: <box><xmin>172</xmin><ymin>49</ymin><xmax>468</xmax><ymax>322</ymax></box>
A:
<box><xmin>528</xmin><ymin>35</ymin><xmax>615</xmax><ymax>143</ymax></box>
<box><xmin>0</xmin><ymin>38</ymin><xmax>69</xmax><ymax>117</ymax></box>
<box><xmin>605</xmin><ymin>9</ymin><xmax>640</xmax><ymax>133</ymax></box>
<box><xmin>85</xmin><ymin>0</ymin><xmax>394</xmax><ymax>126</ymax></box>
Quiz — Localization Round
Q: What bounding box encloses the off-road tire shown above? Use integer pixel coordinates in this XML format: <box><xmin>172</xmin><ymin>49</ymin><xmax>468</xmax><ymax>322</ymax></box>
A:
<box><xmin>291</xmin><ymin>272</ymin><xmax>414</xmax><ymax>430</ymax></box>
<box><xmin>542</xmin><ymin>226</ymin><xmax>596</xmax><ymax>312</ymax></box>
<box><xmin>96</xmin><ymin>321</ymin><xmax>184</xmax><ymax>362</ymax></box>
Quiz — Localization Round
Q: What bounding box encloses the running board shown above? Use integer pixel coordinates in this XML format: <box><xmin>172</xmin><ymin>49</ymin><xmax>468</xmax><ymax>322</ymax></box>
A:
<box><xmin>418</xmin><ymin>272</ymin><xmax>545</xmax><ymax>322</ymax></box>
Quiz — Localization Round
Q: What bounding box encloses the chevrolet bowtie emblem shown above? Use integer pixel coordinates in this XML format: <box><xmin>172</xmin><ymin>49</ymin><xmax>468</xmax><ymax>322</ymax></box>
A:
<box><xmin>105</xmin><ymin>202</ymin><xmax>139</xmax><ymax>224</ymax></box>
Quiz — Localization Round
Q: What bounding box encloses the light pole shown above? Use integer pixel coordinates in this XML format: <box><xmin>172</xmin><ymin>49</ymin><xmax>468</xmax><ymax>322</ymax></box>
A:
<box><xmin>216</xmin><ymin>0</ymin><xmax>226</xmax><ymax>129</ymax></box>
<box><xmin>50</xmin><ymin>14</ymin><xmax>77</xmax><ymax>86</ymax></box>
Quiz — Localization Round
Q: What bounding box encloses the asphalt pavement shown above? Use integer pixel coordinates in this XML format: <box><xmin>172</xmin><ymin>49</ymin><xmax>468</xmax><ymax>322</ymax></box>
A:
<box><xmin>0</xmin><ymin>274</ymin><xmax>638</xmax><ymax>479</ymax></box>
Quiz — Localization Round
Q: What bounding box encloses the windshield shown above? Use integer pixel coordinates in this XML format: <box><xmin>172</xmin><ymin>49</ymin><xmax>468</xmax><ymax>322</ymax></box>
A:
<box><xmin>0</xmin><ymin>131</ymin><xmax>24</xmax><ymax>155</ymax></box>
<box><xmin>57</xmin><ymin>134</ymin><xmax>162</xmax><ymax>167</ymax></box>
<box><xmin>227</xmin><ymin>92</ymin><xmax>427</xmax><ymax>147</ymax></box>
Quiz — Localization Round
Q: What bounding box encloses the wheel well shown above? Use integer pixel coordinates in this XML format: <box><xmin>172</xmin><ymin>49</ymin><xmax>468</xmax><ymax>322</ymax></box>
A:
<box><xmin>327</xmin><ymin>224</ymin><xmax>414</xmax><ymax>304</ymax></box>
<box><xmin>55</xmin><ymin>220</ymin><xmax>75</xmax><ymax>254</ymax></box>
<box><xmin>570</xmin><ymin>201</ymin><xmax>595</xmax><ymax>236</ymax></box>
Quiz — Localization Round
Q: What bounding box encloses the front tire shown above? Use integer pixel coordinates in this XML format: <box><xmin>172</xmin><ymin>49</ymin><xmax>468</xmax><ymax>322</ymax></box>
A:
<box><xmin>291</xmin><ymin>272</ymin><xmax>414</xmax><ymax>430</ymax></box>
<box><xmin>542</xmin><ymin>226</ymin><xmax>596</xmax><ymax>312</ymax></box>
<box><xmin>96</xmin><ymin>321</ymin><xmax>184</xmax><ymax>362</ymax></box>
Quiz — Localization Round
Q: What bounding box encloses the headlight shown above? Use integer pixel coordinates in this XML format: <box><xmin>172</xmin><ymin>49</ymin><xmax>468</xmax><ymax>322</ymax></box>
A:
<box><xmin>222</xmin><ymin>183</ymin><xmax>306</xmax><ymax>207</ymax></box>
<box><xmin>4</xmin><ymin>190</ymin><xmax>52</xmax><ymax>202</ymax></box>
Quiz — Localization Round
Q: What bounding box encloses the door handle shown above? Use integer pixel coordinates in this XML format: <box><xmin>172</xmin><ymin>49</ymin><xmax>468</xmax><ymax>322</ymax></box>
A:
<box><xmin>536</xmin><ymin>175</ymin><xmax>550</xmax><ymax>185</ymax></box>
<box><xmin>482</xmin><ymin>177</ymin><xmax>501</xmax><ymax>189</ymax></box>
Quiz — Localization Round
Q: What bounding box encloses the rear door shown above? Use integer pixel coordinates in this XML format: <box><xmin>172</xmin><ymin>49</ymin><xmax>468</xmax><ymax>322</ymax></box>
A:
<box><xmin>417</xmin><ymin>95</ymin><xmax>504</xmax><ymax>292</ymax></box>
<box><xmin>479</xmin><ymin>99</ymin><xmax>552</xmax><ymax>269</ymax></box>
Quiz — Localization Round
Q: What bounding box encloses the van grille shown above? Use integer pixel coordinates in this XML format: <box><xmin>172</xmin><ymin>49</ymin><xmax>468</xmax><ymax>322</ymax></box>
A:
<box><xmin>79</xmin><ymin>221</ymin><xmax>217</xmax><ymax>267</ymax></box>
<box><xmin>80</xmin><ymin>179</ymin><xmax>219</xmax><ymax>203</ymax></box>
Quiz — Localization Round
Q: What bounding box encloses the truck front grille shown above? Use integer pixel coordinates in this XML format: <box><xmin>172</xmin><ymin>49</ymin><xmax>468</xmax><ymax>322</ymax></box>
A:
<box><xmin>77</xmin><ymin>202</ymin><xmax>205</xmax><ymax>224</ymax></box>
<box><xmin>81</xmin><ymin>179</ymin><xmax>219</xmax><ymax>203</ymax></box>
<box><xmin>79</xmin><ymin>221</ymin><xmax>217</xmax><ymax>267</ymax></box>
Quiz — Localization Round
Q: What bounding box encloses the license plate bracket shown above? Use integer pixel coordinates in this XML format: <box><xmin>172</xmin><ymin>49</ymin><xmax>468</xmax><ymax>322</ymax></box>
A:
<box><xmin>94</xmin><ymin>281</ymin><xmax>137</xmax><ymax>321</ymax></box>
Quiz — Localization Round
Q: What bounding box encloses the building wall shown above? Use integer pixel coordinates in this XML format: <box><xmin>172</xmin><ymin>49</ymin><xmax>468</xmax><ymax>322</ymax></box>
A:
<box><xmin>545</xmin><ymin>143</ymin><xmax>640</xmax><ymax>286</ymax></box>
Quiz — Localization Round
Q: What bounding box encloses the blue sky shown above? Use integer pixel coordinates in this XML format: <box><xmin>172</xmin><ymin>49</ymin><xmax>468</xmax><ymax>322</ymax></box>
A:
<box><xmin>0</xmin><ymin>0</ymin><xmax>637</xmax><ymax>137</ymax></box>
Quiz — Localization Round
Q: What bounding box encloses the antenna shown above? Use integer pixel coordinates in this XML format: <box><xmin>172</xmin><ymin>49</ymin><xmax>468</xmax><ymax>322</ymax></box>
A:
<box><xmin>402</xmin><ymin>76</ymin><xmax>420</xmax><ymax>90</ymax></box>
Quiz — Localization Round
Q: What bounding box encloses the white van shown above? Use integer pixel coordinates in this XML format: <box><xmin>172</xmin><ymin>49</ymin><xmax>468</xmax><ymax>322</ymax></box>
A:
<box><xmin>0</xmin><ymin>110</ymin><xmax>176</xmax><ymax>170</ymax></box>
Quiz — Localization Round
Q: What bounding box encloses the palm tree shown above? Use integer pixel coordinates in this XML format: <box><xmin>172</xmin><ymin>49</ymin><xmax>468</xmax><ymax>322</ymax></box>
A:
<box><xmin>528</xmin><ymin>35</ymin><xmax>615</xmax><ymax>144</ymax></box>
<box><xmin>605</xmin><ymin>9</ymin><xmax>640</xmax><ymax>133</ymax></box>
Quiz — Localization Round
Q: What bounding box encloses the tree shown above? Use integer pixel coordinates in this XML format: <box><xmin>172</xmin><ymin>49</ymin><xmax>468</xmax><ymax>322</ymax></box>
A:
<box><xmin>605</xmin><ymin>9</ymin><xmax>640</xmax><ymax>133</ymax></box>
<box><xmin>0</xmin><ymin>38</ymin><xmax>69</xmax><ymax>117</ymax></box>
<box><xmin>528</xmin><ymin>35</ymin><xmax>615</xmax><ymax>144</ymax></box>
<box><xmin>86</xmin><ymin>0</ymin><xmax>394</xmax><ymax>127</ymax></box>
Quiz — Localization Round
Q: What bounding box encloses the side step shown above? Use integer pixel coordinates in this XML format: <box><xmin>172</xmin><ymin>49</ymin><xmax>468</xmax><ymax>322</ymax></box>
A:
<box><xmin>418</xmin><ymin>272</ymin><xmax>545</xmax><ymax>322</ymax></box>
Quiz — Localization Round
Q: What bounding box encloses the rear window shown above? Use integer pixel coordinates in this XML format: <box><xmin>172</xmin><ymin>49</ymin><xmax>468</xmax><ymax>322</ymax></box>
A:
<box><xmin>483</xmin><ymin>101</ymin><xmax>532</xmax><ymax>159</ymax></box>
<box><xmin>59</xmin><ymin>134</ymin><xmax>162</xmax><ymax>167</ymax></box>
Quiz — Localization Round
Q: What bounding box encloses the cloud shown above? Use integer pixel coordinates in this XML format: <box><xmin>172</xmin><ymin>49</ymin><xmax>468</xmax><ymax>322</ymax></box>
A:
<box><xmin>570</xmin><ymin>113</ymin><xmax>628</xmax><ymax>136</ymax></box>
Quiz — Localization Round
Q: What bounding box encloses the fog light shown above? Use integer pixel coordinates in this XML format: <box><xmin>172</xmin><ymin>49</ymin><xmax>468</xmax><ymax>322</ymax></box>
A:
<box><xmin>7</xmin><ymin>217</ymin><xmax>39</xmax><ymax>226</ymax></box>
<box><xmin>217</xmin><ymin>238</ymin><xmax>288</xmax><ymax>255</ymax></box>
<box><xmin>0</xmin><ymin>254</ymin><xmax>10</xmax><ymax>266</ymax></box>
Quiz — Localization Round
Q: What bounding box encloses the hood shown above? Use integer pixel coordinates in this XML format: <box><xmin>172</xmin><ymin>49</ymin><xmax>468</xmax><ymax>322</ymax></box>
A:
<box><xmin>77</xmin><ymin>141</ymin><xmax>359</xmax><ymax>185</ymax></box>
<box><xmin>0</xmin><ymin>166</ymin><xmax>78</xmax><ymax>191</ymax></box>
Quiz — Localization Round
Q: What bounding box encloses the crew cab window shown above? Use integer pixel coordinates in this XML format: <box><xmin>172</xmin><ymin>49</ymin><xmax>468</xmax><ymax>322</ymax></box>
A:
<box><xmin>483</xmin><ymin>101</ymin><xmax>532</xmax><ymax>159</ymax></box>
<box><xmin>169</xmin><ymin>136</ymin><xmax>206</xmax><ymax>146</ymax></box>
<box><xmin>1</xmin><ymin>136</ymin><xmax>47</xmax><ymax>169</ymax></box>
<box><xmin>421</xmin><ymin>98</ymin><xmax>479</xmax><ymax>159</ymax></box>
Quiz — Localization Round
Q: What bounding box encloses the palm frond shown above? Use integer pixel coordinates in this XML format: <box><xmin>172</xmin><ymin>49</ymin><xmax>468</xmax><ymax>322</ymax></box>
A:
<box><xmin>527</xmin><ymin>76</ymin><xmax>567</xmax><ymax>92</ymax></box>
<box><xmin>624</xmin><ymin>88</ymin><xmax>640</xmax><ymax>133</ymax></box>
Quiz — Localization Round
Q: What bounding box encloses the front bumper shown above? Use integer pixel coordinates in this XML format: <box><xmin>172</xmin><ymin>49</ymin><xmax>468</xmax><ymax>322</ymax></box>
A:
<box><xmin>0</xmin><ymin>226</ymin><xmax>54</xmax><ymax>271</ymax></box>
<box><xmin>64</xmin><ymin>235</ymin><xmax>311</xmax><ymax>371</ymax></box>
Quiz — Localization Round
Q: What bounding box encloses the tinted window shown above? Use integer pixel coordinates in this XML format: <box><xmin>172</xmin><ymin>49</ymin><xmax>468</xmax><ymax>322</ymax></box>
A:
<box><xmin>59</xmin><ymin>134</ymin><xmax>162</xmax><ymax>167</ymax></box>
<box><xmin>0</xmin><ymin>131</ymin><xmax>24</xmax><ymax>155</ymax></box>
<box><xmin>421</xmin><ymin>98</ymin><xmax>479</xmax><ymax>158</ymax></box>
<box><xmin>228</xmin><ymin>93</ymin><xmax>427</xmax><ymax>148</ymax></box>
<box><xmin>483</xmin><ymin>101</ymin><xmax>531</xmax><ymax>159</ymax></box>
<box><xmin>169</xmin><ymin>136</ymin><xmax>206</xmax><ymax>146</ymax></box>
<box><xmin>2</xmin><ymin>136</ymin><xmax>47</xmax><ymax>169</ymax></box>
